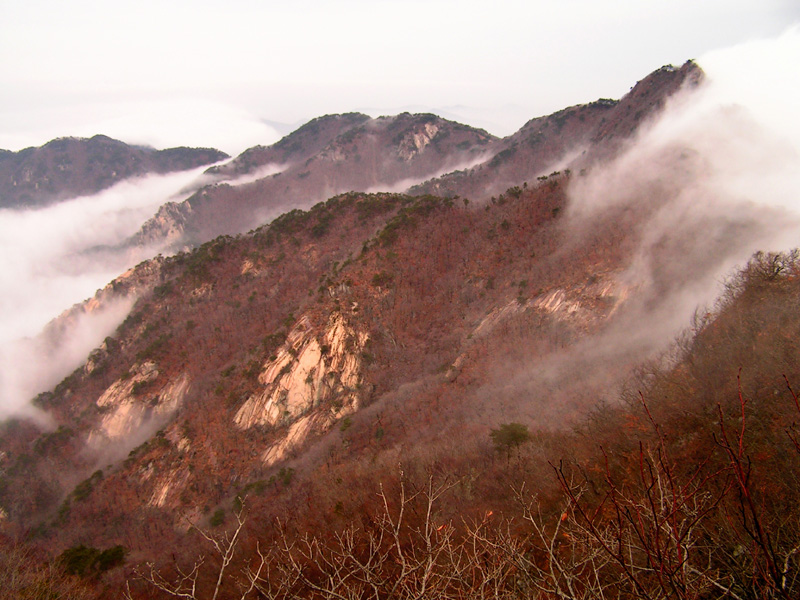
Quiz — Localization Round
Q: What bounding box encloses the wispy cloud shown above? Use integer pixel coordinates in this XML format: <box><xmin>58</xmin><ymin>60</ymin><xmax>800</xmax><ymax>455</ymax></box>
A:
<box><xmin>0</xmin><ymin>167</ymin><xmax>211</xmax><ymax>419</ymax></box>
<box><xmin>569</xmin><ymin>26</ymin><xmax>800</xmax><ymax>304</ymax></box>
<box><xmin>468</xmin><ymin>27</ymin><xmax>800</xmax><ymax>428</ymax></box>
<box><xmin>223</xmin><ymin>163</ymin><xmax>287</xmax><ymax>187</ymax></box>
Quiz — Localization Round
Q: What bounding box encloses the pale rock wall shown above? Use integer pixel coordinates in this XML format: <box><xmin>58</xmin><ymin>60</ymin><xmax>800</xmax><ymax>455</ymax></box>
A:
<box><xmin>448</xmin><ymin>276</ymin><xmax>627</xmax><ymax>380</ymax></box>
<box><xmin>532</xmin><ymin>289</ymin><xmax>579</xmax><ymax>315</ymax></box>
<box><xmin>234</xmin><ymin>313</ymin><xmax>367</xmax><ymax>459</ymax></box>
<box><xmin>241</xmin><ymin>258</ymin><xmax>269</xmax><ymax>277</ymax></box>
<box><xmin>472</xmin><ymin>301</ymin><xmax>524</xmax><ymax>339</ymax></box>
<box><xmin>87</xmin><ymin>362</ymin><xmax>190</xmax><ymax>446</ymax></box>
<box><xmin>135</xmin><ymin>201</ymin><xmax>193</xmax><ymax>248</ymax></box>
<box><xmin>148</xmin><ymin>468</ymin><xmax>191</xmax><ymax>508</ymax></box>
<box><xmin>262</xmin><ymin>413</ymin><xmax>322</xmax><ymax>466</ymax></box>
<box><xmin>526</xmin><ymin>276</ymin><xmax>626</xmax><ymax>326</ymax></box>
<box><xmin>397</xmin><ymin>123</ymin><xmax>440</xmax><ymax>161</ymax></box>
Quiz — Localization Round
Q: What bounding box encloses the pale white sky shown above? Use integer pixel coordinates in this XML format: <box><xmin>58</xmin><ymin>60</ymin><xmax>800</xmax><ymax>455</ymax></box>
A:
<box><xmin>1</xmin><ymin>0</ymin><xmax>798</xmax><ymax>154</ymax></box>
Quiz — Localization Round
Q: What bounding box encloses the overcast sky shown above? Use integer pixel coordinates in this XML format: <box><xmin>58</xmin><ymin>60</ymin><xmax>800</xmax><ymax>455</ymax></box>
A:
<box><xmin>1</xmin><ymin>0</ymin><xmax>798</xmax><ymax>155</ymax></box>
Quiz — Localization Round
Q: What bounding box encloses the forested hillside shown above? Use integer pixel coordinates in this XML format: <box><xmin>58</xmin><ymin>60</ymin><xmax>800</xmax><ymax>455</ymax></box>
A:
<box><xmin>2</xmin><ymin>58</ymin><xmax>798</xmax><ymax>599</ymax></box>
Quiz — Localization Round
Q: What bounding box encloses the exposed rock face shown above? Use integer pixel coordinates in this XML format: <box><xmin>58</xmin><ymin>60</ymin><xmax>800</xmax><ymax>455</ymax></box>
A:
<box><xmin>88</xmin><ymin>362</ymin><xmax>190</xmax><ymax>446</ymax></box>
<box><xmin>528</xmin><ymin>278</ymin><xmax>623</xmax><ymax>323</ymax></box>
<box><xmin>396</xmin><ymin>122</ymin><xmax>440</xmax><ymax>161</ymax></box>
<box><xmin>448</xmin><ymin>277</ymin><xmax>627</xmax><ymax>381</ymax></box>
<box><xmin>85</xmin><ymin>337</ymin><xmax>120</xmax><ymax>376</ymax></box>
<box><xmin>234</xmin><ymin>313</ymin><xmax>367</xmax><ymax>432</ymax></box>
<box><xmin>148</xmin><ymin>468</ymin><xmax>191</xmax><ymax>508</ymax></box>
<box><xmin>134</xmin><ymin>200</ymin><xmax>195</xmax><ymax>250</ymax></box>
<box><xmin>262</xmin><ymin>413</ymin><xmax>323</xmax><ymax>466</ymax></box>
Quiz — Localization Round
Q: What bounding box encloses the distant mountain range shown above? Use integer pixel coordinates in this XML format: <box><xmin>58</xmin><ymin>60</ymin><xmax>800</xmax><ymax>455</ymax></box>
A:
<box><xmin>0</xmin><ymin>135</ymin><xmax>228</xmax><ymax>209</ymax></box>
<box><xmin>134</xmin><ymin>61</ymin><xmax>701</xmax><ymax>249</ymax></box>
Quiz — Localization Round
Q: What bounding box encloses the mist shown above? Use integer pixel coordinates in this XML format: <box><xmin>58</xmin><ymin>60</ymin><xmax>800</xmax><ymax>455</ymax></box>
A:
<box><xmin>0</xmin><ymin>98</ymin><xmax>281</xmax><ymax>158</ymax></box>
<box><xmin>578</xmin><ymin>26</ymin><xmax>800</xmax><ymax>304</ymax></box>
<box><xmin>0</xmin><ymin>166</ymin><xmax>213</xmax><ymax>420</ymax></box>
<box><xmin>487</xmin><ymin>27</ymin><xmax>800</xmax><ymax>426</ymax></box>
<box><xmin>365</xmin><ymin>153</ymin><xmax>492</xmax><ymax>195</ymax></box>
<box><xmin>224</xmin><ymin>163</ymin><xmax>286</xmax><ymax>187</ymax></box>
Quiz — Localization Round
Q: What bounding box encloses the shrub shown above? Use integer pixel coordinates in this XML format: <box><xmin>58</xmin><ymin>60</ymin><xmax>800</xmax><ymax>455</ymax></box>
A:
<box><xmin>210</xmin><ymin>508</ymin><xmax>225</xmax><ymax>527</ymax></box>
<box><xmin>58</xmin><ymin>544</ymin><xmax>125</xmax><ymax>577</ymax></box>
<box><xmin>72</xmin><ymin>470</ymin><xmax>103</xmax><ymax>502</ymax></box>
<box><xmin>371</xmin><ymin>271</ymin><xmax>394</xmax><ymax>287</ymax></box>
<box><xmin>490</xmin><ymin>422</ymin><xmax>531</xmax><ymax>459</ymax></box>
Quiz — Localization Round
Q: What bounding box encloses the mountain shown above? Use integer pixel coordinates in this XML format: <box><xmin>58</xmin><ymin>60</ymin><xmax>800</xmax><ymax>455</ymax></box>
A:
<box><xmin>1</xmin><ymin>181</ymin><xmax>621</xmax><ymax>547</ymax></box>
<box><xmin>3</xmin><ymin>60</ymin><xmax>800</xmax><ymax>599</ymax></box>
<box><xmin>204</xmin><ymin>112</ymin><xmax>372</xmax><ymax>179</ymax></box>
<box><xmin>133</xmin><ymin>61</ymin><xmax>700</xmax><ymax>252</ymax></box>
<box><xmin>410</xmin><ymin>61</ymin><xmax>702</xmax><ymax>199</ymax></box>
<box><xmin>135</xmin><ymin>112</ymin><xmax>496</xmax><ymax>248</ymax></box>
<box><xmin>0</xmin><ymin>135</ymin><xmax>228</xmax><ymax>208</ymax></box>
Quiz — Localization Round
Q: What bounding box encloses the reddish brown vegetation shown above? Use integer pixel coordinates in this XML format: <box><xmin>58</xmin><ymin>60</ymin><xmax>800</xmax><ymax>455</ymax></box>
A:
<box><xmin>3</xmin><ymin>60</ymin><xmax>797</xmax><ymax>598</ymax></box>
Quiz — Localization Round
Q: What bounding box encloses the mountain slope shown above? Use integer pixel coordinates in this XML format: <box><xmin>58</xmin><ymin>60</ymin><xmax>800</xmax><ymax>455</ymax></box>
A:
<box><xmin>134</xmin><ymin>113</ymin><xmax>497</xmax><ymax>247</ymax></box>
<box><xmin>411</xmin><ymin>60</ymin><xmax>702</xmax><ymax>199</ymax></box>
<box><xmin>0</xmin><ymin>135</ymin><xmax>228</xmax><ymax>208</ymax></box>
<box><xmin>1</xmin><ymin>153</ymin><xmax>776</xmax><ymax>554</ymax></box>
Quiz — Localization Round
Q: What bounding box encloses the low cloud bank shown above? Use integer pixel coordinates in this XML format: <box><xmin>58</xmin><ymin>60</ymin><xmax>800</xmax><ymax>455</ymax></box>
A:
<box><xmin>470</xmin><ymin>28</ymin><xmax>800</xmax><ymax>429</ymax></box>
<box><xmin>570</xmin><ymin>26</ymin><xmax>800</xmax><ymax>317</ymax></box>
<box><xmin>0</xmin><ymin>167</ymin><xmax>210</xmax><ymax>419</ymax></box>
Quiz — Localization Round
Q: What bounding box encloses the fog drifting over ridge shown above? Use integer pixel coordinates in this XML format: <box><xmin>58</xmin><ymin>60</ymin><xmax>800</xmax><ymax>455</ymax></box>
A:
<box><xmin>570</xmin><ymin>25</ymin><xmax>800</xmax><ymax>302</ymax></box>
<box><xmin>0</xmin><ymin>166</ymin><xmax>214</xmax><ymax>421</ymax></box>
<box><xmin>464</xmin><ymin>29</ymin><xmax>800</xmax><ymax>427</ymax></box>
<box><xmin>1</xmin><ymin>28</ymin><xmax>799</xmax><ymax>424</ymax></box>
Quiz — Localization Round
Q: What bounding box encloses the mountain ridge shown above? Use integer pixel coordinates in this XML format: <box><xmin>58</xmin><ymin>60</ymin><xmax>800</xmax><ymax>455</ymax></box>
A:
<box><xmin>128</xmin><ymin>61</ymin><xmax>700</xmax><ymax>252</ymax></box>
<box><xmin>133</xmin><ymin>111</ymin><xmax>498</xmax><ymax>249</ymax></box>
<box><xmin>0</xmin><ymin>135</ymin><xmax>229</xmax><ymax>209</ymax></box>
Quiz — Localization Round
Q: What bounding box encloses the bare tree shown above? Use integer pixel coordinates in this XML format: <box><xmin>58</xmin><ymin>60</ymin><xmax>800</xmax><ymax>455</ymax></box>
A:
<box><xmin>0</xmin><ymin>541</ymin><xmax>99</xmax><ymax>600</ymax></box>
<box><xmin>712</xmin><ymin>374</ymin><xmax>800</xmax><ymax>599</ymax></box>
<box><xmin>543</xmin><ymin>393</ymin><xmax>736</xmax><ymax>600</ymax></box>
<box><xmin>245</xmin><ymin>474</ymin><xmax>464</xmax><ymax>599</ymax></box>
<box><xmin>126</xmin><ymin>503</ymin><xmax>254</xmax><ymax>600</ymax></box>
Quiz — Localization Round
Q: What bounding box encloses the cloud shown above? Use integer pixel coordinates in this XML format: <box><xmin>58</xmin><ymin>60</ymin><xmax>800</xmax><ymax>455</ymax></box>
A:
<box><xmin>0</xmin><ymin>296</ymin><xmax>135</xmax><ymax>425</ymax></box>
<box><xmin>569</xmin><ymin>25</ymin><xmax>800</xmax><ymax>302</ymax></box>
<box><xmin>0</xmin><ymin>167</ymin><xmax>212</xmax><ymax>419</ymax></box>
<box><xmin>223</xmin><ymin>163</ymin><xmax>287</xmax><ymax>187</ymax></box>
<box><xmin>365</xmin><ymin>154</ymin><xmax>492</xmax><ymax>195</ymax></box>
<box><xmin>466</xmin><ymin>26</ymin><xmax>800</xmax><ymax>428</ymax></box>
<box><xmin>0</xmin><ymin>98</ymin><xmax>280</xmax><ymax>157</ymax></box>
